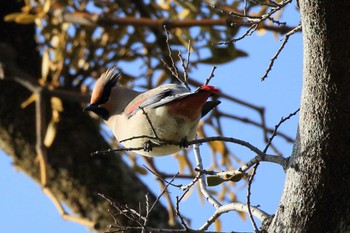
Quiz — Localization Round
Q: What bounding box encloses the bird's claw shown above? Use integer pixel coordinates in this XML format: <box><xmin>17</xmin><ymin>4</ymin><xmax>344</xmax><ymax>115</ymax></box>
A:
<box><xmin>143</xmin><ymin>140</ymin><xmax>153</xmax><ymax>152</ymax></box>
<box><xmin>179</xmin><ymin>138</ymin><xmax>189</xmax><ymax>148</ymax></box>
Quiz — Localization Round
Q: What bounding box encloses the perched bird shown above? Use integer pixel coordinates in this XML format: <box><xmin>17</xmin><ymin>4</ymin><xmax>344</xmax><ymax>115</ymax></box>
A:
<box><xmin>84</xmin><ymin>67</ymin><xmax>220</xmax><ymax>157</ymax></box>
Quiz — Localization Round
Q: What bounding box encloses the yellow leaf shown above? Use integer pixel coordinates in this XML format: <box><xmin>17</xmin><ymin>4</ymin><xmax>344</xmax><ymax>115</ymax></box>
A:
<box><xmin>158</xmin><ymin>0</ymin><xmax>170</xmax><ymax>10</ymax></box>
<box><xmin>4</xmin><ymin>13</ymin><xmax>23</xmax><ymax>22</ymax></box>
<box><xmin>197</xmin><ymin>184</ymin><xmax>205</xmax><ymax>205</ymax></box>
<box><xmin>196</xmin><ymin>122</ymin><xmax>206</xmax><ymax>138</ymax></box>
<box><xmin>218</xmin><ymin>185</ymin><xmax>228</xmax><ymax>202</ymax></box>
<box><xmin>237</xmin><ymin>210</ymin><xmax>247</xmax><ymax>221</ymax></box>
<box><xmin>41</xmin><ymin>49</ymin><xmax>50</xmax><ymax>82</ymax></box>
<box><xmin>15</xmin><ymin>13</ymin><xmax>36</xmax><ymax>24</ymax></box>
<box><xmin>179</xmin><ymin>186</ymin><xmax>194</xmax><ymax>201</ymax></box>
<box><xmin>21</xmin><ymin>5</ymin><xmax>32</xmax><ymax>13</ymax></box>
<box><xmin>51</xmin><ymin>97</ymin><xmax>63</xmax><ymax>112</ymax></box>
<box><xmin>215</xmin><ymin>219</ymin><xmax>222</xmax><ymax>232</ymax></box>
<box><xmin>43</xmin><ymin>0</ymin><xmax>51</xmax><ymax>14</ymax></box>
<box><xmin>44</xmin><ymin>120</ymin><xmax>57</xmax><ymax>147</ymax></box>
<box><xmin>176</xmin><ymin>153</ymin><xmax>187</xmax><ymax>174</ymax></box>
<box><xmin>209</xmin><ymin>140</ymin><xmax>225</xmax><ymax>155</ymax></box>
<box><xmin>133</xmin><ymin>164</ymin><xmax>148</xmax><ymax>175</ymax></box>
<box><xmin>174</xmin><ymin>28</ymin><xmax>189</xmax><ymax>48</ymax></box>
<box><xmin>178</xmin><ymin>9</ymin><xmax>190</xmax><ymax>19</ymax></box>
<box><xmin>257</xmin><ymin>27</ymin><xmax>267</xmax><ymax>36</ymax></box>
<box><xmin>20</xmin><ymin>93</ymin><xmax>36</xmax><ymax>108</ymax></box>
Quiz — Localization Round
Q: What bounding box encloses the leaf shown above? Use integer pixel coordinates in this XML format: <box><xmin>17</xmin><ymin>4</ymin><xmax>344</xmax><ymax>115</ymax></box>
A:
<box><xmin>43</xmin><ymin>0</ymin><xmax>51</xmax><ymax>14</ymax></box>
<box><xmin>215</xmin><ymin>219</ymin><xmax>222</xmax><ymax>232</ymax></box>
<box><xmin>20</xmin><ymin>93</ymin><xmax>36</xmax><ymax>108</ymax></box>
<box><xmin>4</xmin><ymin>13</ymin><xmax>23</xmax><ymax>22</ymax></box>
<box><xmin>51</xmin><ymin>97</ymin><xmax>63</xmax><ymax>112</ymax></box>
<box><xmin>44</xmin><ymin>120</ymin><xmax>57</xmax><ymax>147</ymax></box>
<box><xmin>237</xmin><ymin>211</ymin><xmax>247</xmax><ymax>221</ymax></box>
<box><xmin>228</xmin><ymin>172</ymin><xmax>244</xmax><ymax>182</ymax></box>
<box><xmin>207</xmin><ymin>176</ymin><xmax>225</xmax><ymax>186</ymax></box>
<box><xmin>15</xmin><ymin>13</ymin><xmax>36</xmax><ymax>24</ymax></box>
<box><xmin>176</xmin><ymin>153</ymin><xmax>187</xmax><ymax>174</ymax></box>
<box><xmin>179</xmin><ymin>186</ymin><xmax>194</xmax><ymax>201</ymax></box>
<box><xmin>209</xmin><ymin>140</ymin><xmax>225</xmax><ymax>156</ymax></box>
<box><xmin>41</xmin><ymin>49</ymin><xmax>50</xmax><ymax>82</ymax></box>
<box><xmin>218</xmin><ymin>185</ymin><xmax>228</xmax><ymax>202</ymax></box>
<box><xmin>199</xmin><ymin>44</ymin><xmax>248</xmax><ymax>64</ymax></box>
<box><xmin>133</xmin><ymin>164</ymin><xmax>148</xmax><ymax>175</ymax></box>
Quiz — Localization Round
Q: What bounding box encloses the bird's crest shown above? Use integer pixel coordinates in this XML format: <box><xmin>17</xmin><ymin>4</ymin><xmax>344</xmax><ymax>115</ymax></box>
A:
<box><xmin>91</xmin><ymin>66</ymin><xmax>121</xmax><ymax>105</ymax></box>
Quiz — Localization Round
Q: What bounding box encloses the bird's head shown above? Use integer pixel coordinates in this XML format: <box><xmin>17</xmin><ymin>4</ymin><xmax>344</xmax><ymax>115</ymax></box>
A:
<box><xmin>84</xmin><ymin>66</ymin><xmax>120</xmax><ymax>120</ymax></box>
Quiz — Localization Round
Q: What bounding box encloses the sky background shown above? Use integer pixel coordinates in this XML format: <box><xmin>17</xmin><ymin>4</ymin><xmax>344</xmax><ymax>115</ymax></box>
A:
<box><xmin>1</xmin><ymin>2</ymin><xmax>302</xmax><ymax>233</ymax></box>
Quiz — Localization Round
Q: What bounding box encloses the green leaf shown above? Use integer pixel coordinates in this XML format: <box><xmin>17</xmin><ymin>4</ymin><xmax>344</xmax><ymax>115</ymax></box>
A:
<box><xmin>207</xmin><ymin>176</ymin><xmax>225</xmax><ymax>186</ymax></box>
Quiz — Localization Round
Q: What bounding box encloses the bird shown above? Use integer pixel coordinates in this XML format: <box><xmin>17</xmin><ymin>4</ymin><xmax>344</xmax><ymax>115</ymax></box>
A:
<box><xmin>84</xmin><ymin>66</ymin><xmax>220</xmax><ymax>157</ymax></box>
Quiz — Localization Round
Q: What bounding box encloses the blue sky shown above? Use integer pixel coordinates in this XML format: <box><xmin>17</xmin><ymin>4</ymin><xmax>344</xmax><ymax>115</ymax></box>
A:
<box><xmin>0</xmin><ymin>3</ymin><xmax>302</xmax><ymax>233</ymax></box>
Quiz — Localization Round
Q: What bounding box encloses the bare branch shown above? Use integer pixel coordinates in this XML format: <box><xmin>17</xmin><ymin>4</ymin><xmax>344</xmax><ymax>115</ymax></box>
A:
<box><xmin>204</xmin><ymin>66</ymin><xmax>217</xmax><ymax>85</ymax></box>
<box><xmin>54</xmin><ymin>10</ymin><xmax>296</xmax><ymax>34</ymax></box>
<box><xmin>193</xmin><ymin>143</ymin><xmax>221</xmax><ymax>209</ymax></box>
<box><xmin>209</xmin><ymin>0</ymin><xmax>295</xmax><ymax>44</ymax></box>
<box><xmin>261</xmin><ymin>25</ymin><xmax>302</xmax><ymax>81</ymax></box>
<box><xmin>246</xmin><ymin>108</ymin><xmax>300</xmax><ymax>230</ymax></box>
<box><xmin>199</xmin><ymin>202</ymin><xmax>270</xmax><ymax>231</ymax></box>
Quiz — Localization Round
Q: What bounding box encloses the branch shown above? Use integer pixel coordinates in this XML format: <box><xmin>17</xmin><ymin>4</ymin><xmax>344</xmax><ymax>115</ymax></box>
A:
<box><xmin>246</xmin><ymin>108</ymin><xmax>300</xmax><ymax>230</ymax></box>
<box><xmin>209</xmin><ymin>0</ymin><xmax>295</xmax><ymax>44</ymax></box>
<box><xmin>261</xmin><ymin>25</ymin><xmax>302</xmax><ymax>81</ymax></box>
<box><xmin>0</xmin><ymin>62</ymin><xmax>88</xmax><ymax>103</ymax></box>
<box><xmin>199</xmin><ymin>202</ymin><xmax>270</xmax><ymax>231</ymax></box>
<box><xmin>193</xmin><ymin>143</ymin><xmax>221</xmax><ymax>209</ymax></box>
<box><xmin>54</xmin><ymin>10</ymin><xmax>295</xmax><ymax>34</ymax></box>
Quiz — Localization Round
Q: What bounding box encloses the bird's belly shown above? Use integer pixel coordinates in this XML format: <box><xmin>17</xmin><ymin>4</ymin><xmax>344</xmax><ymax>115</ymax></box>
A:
<box><xmin>110</xmin><ymin>107</ymin><xmax>199</xmax><ymax>156</ymax></box>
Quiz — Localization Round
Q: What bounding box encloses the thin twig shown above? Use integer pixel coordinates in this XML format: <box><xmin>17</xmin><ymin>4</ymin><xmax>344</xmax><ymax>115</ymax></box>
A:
<box><xmin>143</xmin><ymin>165</ymin><xmax>183</xmax><ymax>188</ymax></box>
<box><xmin>177</xmin><ymin>52</ymin><xmax>191</xmax><ymax>90</ymax></box>
<box><xmin>204</xmin><ymin>66</ymin><xmax>217</xmax><ymax>85</ymax></box>
<box><xmin>261</xmin><ymin>24</ymin><xmax>302</xmax><ymax>81</ymax></box>
<box><xmin>210</xmin><ymin>0</ymin><xmax>294</xmax><ymax>44</ymax></box>
<box><xmin>163</xmin><ymin>26</ymin><xmax>179</xmax><ymax>78</ymax></box>
<box><xmin>246</xmin><ymin>108</ymin><xmax>300</xmax><ymax>231</ymax></box>
<box><xmin>193</xmin><ymin>143</ymin><xmax>221</xmax><ymax>209</ymax></box>
<box><xmin>93</xmin><ymin>136</ymin><xmax>269</xmax><ymax>159</ymax></box>
<box><xmin>139</xmin><ymin>107</ymin><xmax>159</xmax><ymax>139</ymax></box>
<box><xmin>184</xmin><ymin>41</ymin><xmax>191</xmax><ymax>84</ymax></box>
<box><xmin>175</xmin><ymin>196</ymin><xmax>190</xmax><ymax>230</ymax></box>
<box><xmin>148</xmin><ymin>173</ymin><xmax>178</xmax><ymax>215</ymax></box>
<box><xmin>35</xmin><ymin>91</ymin><xmax>48</xmax><ymax>186</ymax></box>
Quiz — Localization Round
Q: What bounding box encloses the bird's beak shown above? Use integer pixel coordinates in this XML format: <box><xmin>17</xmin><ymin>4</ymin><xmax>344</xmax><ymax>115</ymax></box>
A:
<box><xmin>83</xmin><ymin>104</ymin><xmax>98</xmax><ymax>112</ymax></box>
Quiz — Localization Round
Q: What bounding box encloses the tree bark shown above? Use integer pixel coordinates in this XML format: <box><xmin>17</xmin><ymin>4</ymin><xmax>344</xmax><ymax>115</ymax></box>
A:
<box><xmin>267</xmin><ymin>0</ymin><xmax>350</xmax><ymax>232</ymax></box>
<box><xmin>0</xmin><ymin>1</ymin><xmax>171</xmax><ymax>231</ymax></box>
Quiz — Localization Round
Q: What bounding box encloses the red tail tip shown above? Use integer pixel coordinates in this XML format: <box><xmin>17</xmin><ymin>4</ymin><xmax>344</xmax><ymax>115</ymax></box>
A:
<box><xmin>200</xmin><ymin>85</ymin><xmax>220</xmax><ymax>95</ymax></box>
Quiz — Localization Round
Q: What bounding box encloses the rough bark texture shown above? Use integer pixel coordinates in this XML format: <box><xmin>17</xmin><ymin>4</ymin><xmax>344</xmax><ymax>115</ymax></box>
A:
<box><xmin>0</xmin><ymin>1</ymin><xmax>171</xmax><ymax>231</ymax></box>
<box><xmin>268</xmin><ymin>0</ymin><xmax>350</xmax><ymax>232</ymax></box>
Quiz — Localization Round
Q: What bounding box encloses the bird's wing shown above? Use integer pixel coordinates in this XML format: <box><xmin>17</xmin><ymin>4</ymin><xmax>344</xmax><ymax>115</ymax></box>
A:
<box><xmin>125</xmin><ymin>84</ymin><xmax>192</xmax><ymax>117</ymax></box>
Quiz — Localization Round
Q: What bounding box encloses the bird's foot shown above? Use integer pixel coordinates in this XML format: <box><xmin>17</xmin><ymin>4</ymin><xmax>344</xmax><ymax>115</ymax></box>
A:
<box><xmin>179</xmin><ymin>138</ymin><xmax>189</xmax><ymax>148</ymax></box>
<box><xmin>143</xmin><ymin>140</ymin><xmax>153</xmax><ymax>152</ymax></box>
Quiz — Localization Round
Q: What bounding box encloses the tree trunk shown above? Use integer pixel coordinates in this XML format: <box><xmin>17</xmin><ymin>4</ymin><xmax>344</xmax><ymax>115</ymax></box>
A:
<box><xmin>267</xmin><ymin>0</ymin><xmax>350</xmax><ymax>232</ymax></box>
<box><xmin>0</xmin><ymin>1</ymin><xmax>171</xmax><ymax>231</ymax></box>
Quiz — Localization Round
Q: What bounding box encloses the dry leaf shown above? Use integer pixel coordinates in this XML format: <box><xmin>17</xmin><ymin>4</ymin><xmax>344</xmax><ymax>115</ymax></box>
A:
<box><xmin>20</xmin><ymin>93</ymin><xmax>36</xmax><ymax>108</ymax></box>
<box><xmin>215</xmin><ymin>219</ymin><xmax>222</xmax><ymax>232</ymax></box>
<box><xmin>51</xmin><ymin>97</ymin><xmax>63</xmax><ymax>112</ymax></box>
<box><xmin>41</xmin><ymin>49</ymin><xmax>50</xmax><ymax>82</ymax></box>
<box><xmin>15</xmin><ymin>13</ymin><xmax>36</xmax><ymax>24</ymax></box>
<box><xmin>44</xmin><ymin>120</ymin><xmax>57</xmax><ymax>147</ymax></box>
